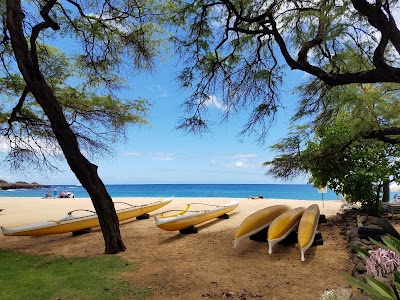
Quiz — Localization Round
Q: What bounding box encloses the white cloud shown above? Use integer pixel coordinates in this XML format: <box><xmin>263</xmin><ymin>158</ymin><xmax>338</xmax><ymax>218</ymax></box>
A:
<box><xmin>203</xmin><ymin>95</ymin><xmax>228</xmax><ymax>111</ymax></box>
<box><xmin>230</xmin><ymin>153</ymin><xmax>258</xmax><ymax>159</ymax></box>
<box><xmin>225</xmin><ymin>160</ymin><xmax>259</xmax><ymax>169</ymax></box>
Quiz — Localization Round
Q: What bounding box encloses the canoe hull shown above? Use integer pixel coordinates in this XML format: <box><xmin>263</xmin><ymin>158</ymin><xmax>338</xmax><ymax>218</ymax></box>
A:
<box><xmin>298</xmin><ymin>204</ymin><xmax>320</xmax><ymax>261</ymax></box>
<box><xmin>268</xmin><ymin>207</ymin><xmax>306</xmax><ymax>254</ymax></box>
<box><xmin>234</xmin><ymin>205</ymin><xmax>291</xmax><ymax>248</ymax></box>
<box><xmin>1</xmin><ymin>198</ymin><xmax>173</xmax><ymax>236</ymax></box>
<box><xmin>155</xmin><ymin>200</ymin><xmax>239</xmax><ymax>231</ymax></box>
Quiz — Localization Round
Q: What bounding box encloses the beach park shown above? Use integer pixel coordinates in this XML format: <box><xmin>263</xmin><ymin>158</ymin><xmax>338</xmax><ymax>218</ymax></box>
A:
<box><xmin>0</xmin><ymin>196</ymin><xmax>356</xmax><ymax>299</ymax></box>
<box><xmin>2</xmin><ymin>1</ymin><xmax>400</xmax><ymax>300</ymax></box>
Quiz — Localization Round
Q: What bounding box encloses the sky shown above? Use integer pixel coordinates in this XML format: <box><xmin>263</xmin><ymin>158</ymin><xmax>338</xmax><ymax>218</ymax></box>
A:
<box><xmin>0</xmin><ymin>26</ymin><xmax>309</xmax><ymax>185</ymax></box>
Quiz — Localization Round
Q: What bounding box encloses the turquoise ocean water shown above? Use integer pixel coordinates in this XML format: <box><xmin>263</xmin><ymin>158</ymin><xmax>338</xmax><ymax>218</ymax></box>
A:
<box><xmin>0</xmin><ymin>184</ymin><xmax>347</xmax><ymax>200</ymax></box>
<box><xmin>3</xmin><ymin>183</ymin><xmax>398</xmax><ymax>200</ymax></box>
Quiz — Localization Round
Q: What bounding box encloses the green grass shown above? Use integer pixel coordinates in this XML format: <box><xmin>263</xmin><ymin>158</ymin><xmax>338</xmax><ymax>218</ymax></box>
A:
<box><xmin>0</xmin><ymin>249</ymin><xmax>151</xmax><ymax>300</ymax></box>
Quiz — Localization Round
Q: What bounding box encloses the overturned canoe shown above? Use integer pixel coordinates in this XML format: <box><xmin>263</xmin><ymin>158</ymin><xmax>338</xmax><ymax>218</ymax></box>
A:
<box><xmin>1</xmin><ymin>197</ymin><xmax>173</xmax><ymax>236</ymax></box>
<box><xmin>155</xmin><ymin>200</ymin><xmax>239</xmax><ymax>231</ymax></box>
<box><xmin>268</xmin><ymin>207</ymin><xmax>306</xmax><ymax>254</ymax></box>
<box><xmin>298</xmin><ymin>204</ymin><xmax>320</xmax><ymax>261</ymax></box>
<box><xmin>234</xmin><ymin>205</ymin><xmax>291</xmax><ymax>248</ymax></box>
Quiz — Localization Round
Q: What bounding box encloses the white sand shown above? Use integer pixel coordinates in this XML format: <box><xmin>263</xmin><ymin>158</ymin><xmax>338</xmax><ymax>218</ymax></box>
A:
<box><xmin>0</xmin><ymin>196</ymin><xmax>342</xmax><ymax>229</ymax></box>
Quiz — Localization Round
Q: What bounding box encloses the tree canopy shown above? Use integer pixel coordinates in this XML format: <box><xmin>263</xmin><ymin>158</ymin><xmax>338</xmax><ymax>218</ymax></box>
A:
<box><xmin>265</xmin><ymin>83</ymin><xmax>400</xmax><ymax>212</ymax></box>
<box><xmin>2</xmin><ymin>0</ymin><xmax>165</xmax><ymax>253</ymax></box>
<box><xmin>170</xmin><ymin>0</ymin><xmax>400</xmax><ymax>143</ymax></box>
<box><xmin>0</xmin><ymin>1</ymin><xmax>159</xmax><ymax>171</ymax></box>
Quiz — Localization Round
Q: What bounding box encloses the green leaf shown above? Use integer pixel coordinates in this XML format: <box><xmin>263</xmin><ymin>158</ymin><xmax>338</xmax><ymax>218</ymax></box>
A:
<box><xmin>370</xmin><ymin>238</ymin><xmax>388</xmax><ymax>250</ymax></box>
<box><xmin>351</xmin><ymin>243</ymin><xmax>370</xmax><ymax>260</ymax></box>
<box><xmin>384</xmin><ymin>235</ymin><xmax>400</xmax><ymax>253</ymax></box>
<box><xmin>394</xmin><ymin>272</ymin><xmax>400</xmax><ymax>292</ymax></box>
<box><xmin>363</xmin><ymin>276</ymin><xmax>397</xmax><ymax>299</ymax></box>
<box><xmin>343</xmin><ymin>273</ymin><xmax>395</xmax><ymax>300</ymax></box>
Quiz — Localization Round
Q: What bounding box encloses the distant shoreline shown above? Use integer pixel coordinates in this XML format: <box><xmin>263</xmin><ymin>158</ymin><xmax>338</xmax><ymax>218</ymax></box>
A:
<box><xmin>0</xmin><ymin>180</ymin><xmax>50</xmax><ymax>190</ymax></box>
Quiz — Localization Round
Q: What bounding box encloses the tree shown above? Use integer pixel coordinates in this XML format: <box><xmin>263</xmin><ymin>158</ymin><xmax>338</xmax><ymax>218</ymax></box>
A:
<box><xmin>265</xmin><ymin>84</ymin><xmax>400</xmax><ymax>212</ymax></box>
<box><xmin>2</xmin><ymin>0</ymin><xmax>161</xmax><ymax>253</ymax></box>
<box><xmin>170</xmin><ymin>0</ymin><xmax>400</xmax><ymax>143</ymax></box>
<box><xmin>267</xmin><ymin>123</ymin><xmax>400</xmax><ymax>213</ymax></box>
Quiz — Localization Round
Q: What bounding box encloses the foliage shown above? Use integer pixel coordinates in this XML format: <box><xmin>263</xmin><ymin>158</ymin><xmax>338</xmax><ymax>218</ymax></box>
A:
<box><xmin>168</xmin><ymin>0</ymin><xmax>400</xmax><ymax>143</ymax></box>
<box><xmin>265</xmin><ymin>82</ymin><xmax>400</xmax><ymax>212</ymax></box>
<box><xmin>2</xmin><ymin>0</ymin><xmax>168</xmax><ymax>253</ymax></box>
<box><xmin>0</xmin><ymin>0</ymin><xmax>165</xmax><ymax>172</ymax></box>
<box><xmin>344</xmin><ymin>235</ymin><xmax>400</xmax><ymax>300</ymax></box>
<box><xmin>0</xmin><ymin>249</ymin><xmax>150</xmax><ymax>300</ymax></box>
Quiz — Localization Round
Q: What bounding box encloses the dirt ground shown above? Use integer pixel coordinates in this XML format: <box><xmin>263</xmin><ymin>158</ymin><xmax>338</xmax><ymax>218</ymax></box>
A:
<box><xmin>0</xmin><ymin>202</ymin><xmax>353</xmax><ymax>300</ymax></box>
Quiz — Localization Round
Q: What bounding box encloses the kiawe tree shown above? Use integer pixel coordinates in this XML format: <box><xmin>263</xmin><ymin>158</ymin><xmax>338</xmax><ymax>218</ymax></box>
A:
<box><xmin>1</xmin><ymin>0</ymin><xmax>161</xmax><ymax>253</ymax></box>
<box><xmin>170</xmin><ymin>0</ymin><xmax>400</xmax><ymax>143</ymax></box>
<box><xmin>169</xmin><ymin>0</ymin><xmax>400</xmax><ymax>210</ymax></box>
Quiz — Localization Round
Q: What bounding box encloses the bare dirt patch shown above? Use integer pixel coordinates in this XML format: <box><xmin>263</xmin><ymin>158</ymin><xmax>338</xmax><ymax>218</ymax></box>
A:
<box><xmin>1</xmin><ymin>212</ymin><xmax>352</xmax><ymax>299</ymax></box>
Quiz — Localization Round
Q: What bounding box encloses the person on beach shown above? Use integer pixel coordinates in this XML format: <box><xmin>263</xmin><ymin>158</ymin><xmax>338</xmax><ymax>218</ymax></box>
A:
<box><xmin>53</xmin><ymin>188</ymin><xmax>58</xmax><ymax>198</ymax></box>
<box><xmin>45</xmin><ymin>192</ymin><xmax>52</xmax><ymax>198</ymax></box>
<box><xmin>248</xmin><ymin>195</ymin><xmax>264</xmax><ymax>199</ymax></box>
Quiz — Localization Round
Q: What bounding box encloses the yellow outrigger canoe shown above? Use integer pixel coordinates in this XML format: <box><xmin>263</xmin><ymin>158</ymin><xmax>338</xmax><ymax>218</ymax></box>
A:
<box><xmin>268</xmin><ymin>207</ymin><xmax>306</xmax><ymax>254</ymax></box>
<box><xmin>298</xmin><ymin>204</ymin><xmax>320</xmax><ymax>261</ymax></box>
<box><xmin>234</xmin><ymin>205</ymin><xmax>291</xmax><ymax>248</ymax></box>
<box><xmin>1</xmin><ymin>197</ymin><xmax>173</xmax><ymax>236</ymax></box>
<box><xmin>155</xmin><ymin>200</ymin><xmax>239</xmax><ymax>231</ymax></box>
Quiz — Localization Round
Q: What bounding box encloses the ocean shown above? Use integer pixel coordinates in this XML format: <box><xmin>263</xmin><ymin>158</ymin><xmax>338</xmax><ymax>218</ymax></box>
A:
<box><xmin>0</xmin><ymin>183</ymin><xmax>345</xmax><ymax>200</ymax></box>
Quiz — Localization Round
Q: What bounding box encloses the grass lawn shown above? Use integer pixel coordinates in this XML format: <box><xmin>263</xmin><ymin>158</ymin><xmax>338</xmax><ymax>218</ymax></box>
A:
<box><xmin>0</xmin><ymin>249</ymin><xmax>151</xmax><ymax>300</ymax></box>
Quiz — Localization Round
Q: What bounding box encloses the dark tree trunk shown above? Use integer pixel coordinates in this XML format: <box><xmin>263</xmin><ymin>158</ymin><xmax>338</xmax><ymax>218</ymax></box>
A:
<box><xmin>383</xmin><ymin>180</ymin><xmax>390</xmax><ymax>203</ymax></box>
<box><xmin>6</xmin><ymin>0</ymin><xmax>126</xmax><ymax>254</ymax></box>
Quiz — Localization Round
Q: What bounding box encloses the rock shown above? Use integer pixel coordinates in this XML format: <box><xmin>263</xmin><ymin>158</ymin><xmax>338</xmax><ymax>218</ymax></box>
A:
<box><xmin>347</xmin><ymin>229</ymin><xmax>358</xmax><ymax>241</ymax></box>
<box><xmin>352</xmin><ymin>257</ymin><xmax>364</xmax><ymax>266</ymax></box>
<box><xmin>359</xmin><ymin>239</ymin><xmax>371</xmax><ymax>245</ymax></box>
<box><xmin>357</xmin><ymin>215</ymin><xmax>368</xmax><ymax>226</ymax></box>
<box><xmin>0</xmin><ymin>181</ymin><xmax>50</xmax><ymax>190</ymax></box>
<box><xmin>355</xmin><ymin>262</ymin><xmax>366</xmax><ymax>273</ymax></box>
<box><xmin>335</xmin><ymin>288</ymin><xmax>353</xmax><ymax>300</ymax></box>
<box><xmin>367</xmin><ymin>216</ymin><xmax>381</xmax><ymax>225</ymax></box>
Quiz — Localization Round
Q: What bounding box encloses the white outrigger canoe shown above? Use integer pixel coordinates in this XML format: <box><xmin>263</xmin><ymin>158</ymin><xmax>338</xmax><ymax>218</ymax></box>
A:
<box><xmin>298</xmin><ymin>204</ymin><xmax>320</xmax><ymax>261</ymax></box>
<box><xmin>1</xmin><ymin>197</ymin><xmax>173</xmax><ymax>236</ymax></box>
<box><xmin>267</xmin><ymin>207</ymin><xmax>306</xmax><ymax>254</ymax></box>
<box><xmin>234</xmin><ymin>205</ymin><xmax>291</xmax><ymax>248</ymax></box>
<box><xmin>155</xmin><ymin>200</ymin><xmax>239</xmax><ymax>231</ymax></box>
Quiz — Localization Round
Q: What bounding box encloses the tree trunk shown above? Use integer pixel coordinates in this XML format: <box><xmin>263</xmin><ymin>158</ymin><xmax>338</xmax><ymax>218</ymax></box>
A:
<box><xmin>383</xmin><ymin>180</ymin><xmax>390</xmax><ymax>203</ymax></box>
<box><xmin>6</xmin><ymin>0</ymin><xmax>126</xmax><ymax>254</ymax></box>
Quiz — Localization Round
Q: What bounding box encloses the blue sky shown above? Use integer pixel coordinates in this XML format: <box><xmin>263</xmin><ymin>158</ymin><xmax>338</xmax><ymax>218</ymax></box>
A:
<box><xmin>0</xmin><ymin>48</ymin><xmax>308</xmax><ymax>185</ymax></box>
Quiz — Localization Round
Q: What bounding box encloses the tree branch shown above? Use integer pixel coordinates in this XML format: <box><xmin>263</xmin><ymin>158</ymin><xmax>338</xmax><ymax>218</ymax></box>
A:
<box><xmin>364</xmin><ymin>128</ymin><xmax>400</xmax><ymax>144</ymax></box>
<box><xmin>8</xmin><ymin>85</ymin><xmax>29</xmax><ymax>126</ymax></box>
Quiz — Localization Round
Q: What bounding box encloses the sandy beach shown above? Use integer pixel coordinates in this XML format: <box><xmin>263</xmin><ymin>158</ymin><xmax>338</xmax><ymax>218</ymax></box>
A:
<box><xmin>0</xmin><ymin>197</ymin><xmax>352</xmax><ymax>299</ymax></box>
